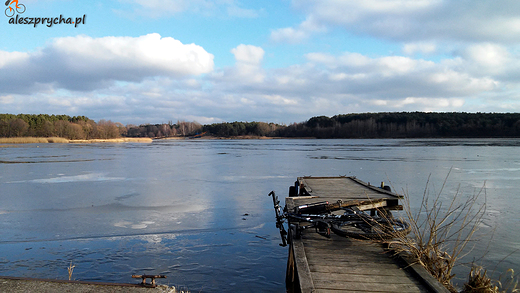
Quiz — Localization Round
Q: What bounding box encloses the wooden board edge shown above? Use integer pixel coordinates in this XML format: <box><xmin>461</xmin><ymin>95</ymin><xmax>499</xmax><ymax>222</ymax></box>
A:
<box><xmin>292</xmin><ymin>238</ymin><xmax>315</xmax><ymax>293</ymax></box>
<box><xmin>395</xmin><ymin>252</ymin><xmax>451</xmax><ymax>293</ymax></box>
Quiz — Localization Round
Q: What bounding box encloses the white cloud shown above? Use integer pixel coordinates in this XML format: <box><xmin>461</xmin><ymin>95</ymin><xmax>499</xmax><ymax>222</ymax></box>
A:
<box><xmin>271</xmin><ymin>27</ymin><xmax>308</xmax><ymax>44</ymax></box>
<box><xmin>231</xmin><ymin>44</ymin><xmax>264</xmax><ymax>65</ymax></box>
<box><xmin>391</xmin><ymin>97</ymin><xmax>466</xmax><ymax>108</ymax></box>
<box><xmin>403</xmin><ymin>42</ymin><xmax>437</xmax><ymax>55</ymax></box>
<box><xmin>463</xmin><ymin>43</ymin><xmax>512</xmax><ymax>75</ymax></box>
<box><xmin>0</xmin><ymin>33</ymin><xmax>214</xmax><ymax>93</ymax></box>
<box><xmin>262</xmin><ymin>94</ymin><xmax>298</xmax><ymax>106</ymax></box>
<box><xmin>52</xmin><ymin>33</ymin><xmax>214</xmax><ymax>75</ymax></box>
<box><xmin>271</xmin><ymin>16</ymin><xmax>326</xmax><ymax>43</ymax></box>
<box><xmin>298</xmin><ymin>0</ymin><xmax>442</xmax><ymax>21</ymax></box>
<box><xmin>282</xmin><ymin>0</ymin><xmax>520</xmax><ymax>44</ymax></box>
<box><xmin>377</xmin><ymin>56</ymin><xmax>426</xmax><ymax>76</ymax></box>
<box><xmin>226</xmin><ymin>5</ymin><xmax>259</xmax><ymax>18</ymax></box>
<box><xmin>0</xmin><ymin>95</ymin><xmax>14</xmax><ymax>104</ymax></box>
<box><xmin>198</xmin><ymin>49</ymin><xmax>504</xmax><ymax>123</ymax></box>
<box><xmin>305</xmin><ymin>52</ymin><xmax>336</xmax><ymax>65</ymax></box>
<box><xmin>0</xmin><ymin>32</ymin><xmax>517</xmax><ymax>125</ymax></box>
<box><xmin>0</xmin><ymin>51</ymin><xmax>28</xmax><ymax>68</ymax></box>
<box><xmin>224</xmin><ymin>44</ymin><xmax>265</xmax><ymax>83</ymax></box>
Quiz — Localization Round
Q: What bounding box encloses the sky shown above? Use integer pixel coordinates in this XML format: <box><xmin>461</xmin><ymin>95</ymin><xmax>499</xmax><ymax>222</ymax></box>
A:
<box><xmin>1</xmin><ymin>0</ymin><xmax>519</xmax><ymax>125</ymax></box>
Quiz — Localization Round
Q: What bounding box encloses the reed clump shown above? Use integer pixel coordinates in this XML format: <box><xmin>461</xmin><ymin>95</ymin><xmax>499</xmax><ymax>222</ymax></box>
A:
<box><xmin>0</xmin><ymin>137</ymin><xmax>152</xmax><ymax>144</ymax></box>
<box><xmin>462</xmin><ymin>266</ymin><xmax>518</xmax><ymax>293</ymax></box>
<box><xmin>0</xmin><ymin>137</ymin><xmax>70</xmax><ymax>144</ymax></box>
<box><xmin>67</xmin><ymin>261</ymin><xmax>75</xmax><ymax>281</ymax></box>
<box><xmin>46</xmin><ymin>137</ymin><xmax>70</xmax><ymax>143</ymax></box>
<box><xmin>69</xmin><ymin>137</ymin><xmax>152</xmax><ymax>143</ymax></box>
<box><xmin>388</xmin><ymin>172</ymin><xmax>487</xmax><ymax>292</ymax></box>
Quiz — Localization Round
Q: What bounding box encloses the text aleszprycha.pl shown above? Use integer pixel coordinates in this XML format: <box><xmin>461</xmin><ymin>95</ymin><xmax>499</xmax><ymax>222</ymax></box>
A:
<box><xmin>8</xmin><ymin>14</ymin><xmax>86</xmax><ymax>27</ymax></box>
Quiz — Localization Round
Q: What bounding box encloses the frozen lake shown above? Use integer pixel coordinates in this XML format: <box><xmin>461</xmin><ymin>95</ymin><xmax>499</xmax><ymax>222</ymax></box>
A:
<box><xmin>1</xmin><ymin>138</ymin><xmax>519</xmax><ymax>292</ymax></box>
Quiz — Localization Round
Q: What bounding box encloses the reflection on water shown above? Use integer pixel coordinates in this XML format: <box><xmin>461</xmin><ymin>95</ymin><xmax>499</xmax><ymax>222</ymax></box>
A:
<box><xmin>0</xmin><ymin>139</ymin><xmax>519</xmax><ymax>292</ymax></box>
<box><xmin>8</xmin><ymin>172</ymin><xmax>126</xmax><ymax>184</ymax></box>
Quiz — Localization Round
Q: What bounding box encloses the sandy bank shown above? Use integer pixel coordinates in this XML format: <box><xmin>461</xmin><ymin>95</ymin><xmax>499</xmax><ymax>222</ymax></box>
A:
<box><xmin>0</xmin><ymin>136</ymin><xmax>294</xmax><ymax>145</ymax></box>
<box><xmin>69</xmin><ymin>138</ymin><xmax>153</xmax><ymax>143</ymax></box>
<box><xmin>0</xmin><ymin>277</ymin><xmax>177</xmax><ymax>292</ymax></box>
<box><xmin>0</xmin><ymin>137</ymin><xmax>153</xmax><ymax>144</ymax></box>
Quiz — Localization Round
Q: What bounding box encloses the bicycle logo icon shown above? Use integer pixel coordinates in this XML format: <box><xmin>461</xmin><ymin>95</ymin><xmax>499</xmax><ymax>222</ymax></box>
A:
<box><xmin>4</xmin><ymin>0</ymin><xmax>25</xmax><ymax>17</ymax></box>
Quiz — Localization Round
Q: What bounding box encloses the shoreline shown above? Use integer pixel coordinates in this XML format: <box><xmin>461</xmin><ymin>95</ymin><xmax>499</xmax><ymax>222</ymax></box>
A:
<box><xmin>0</xmin><ymin>276</ymin><xmax>176</xmax><ymax>292</ymax></box>
<box><xmin>2</xmin><ymin>136</ymin><xmax>517</xmax><ymax>145</ymax></box>
<box><xmin>0</xmin><ymin>137</ymin><xmax>153</xmax><ymax>144</ymax></box>
<box><xmin>0</xmin><ymin>135</ymin><xmax>288</xmax><ymax>144</ymax></box>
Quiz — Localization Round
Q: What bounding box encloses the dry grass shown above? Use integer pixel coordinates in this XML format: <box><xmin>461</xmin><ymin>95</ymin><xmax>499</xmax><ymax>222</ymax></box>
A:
<box><xmin>463</xmin><ymin>266</ymin><xmax>518</xmax><ymax>293</ymax></box>
<box><xmin>0</xmin><ymin>137</ymin><xmax>70</xmax><ymax>144</ymax></box>
<box><xmin>464</xmin><ymin>266</ymin><xmax>495</xmax><ymax>293</ymax></box>
<box><xmin>46</xmin><ymin>137</ymin><xmax>70</xmax><ymax>143</ymax></box>
<box><xmin>69</xmin><ymin>137</ymin><xmax>153</xmax><ymax>143</ymax></box>
<box><xmin>0</xmin><ymin>137</ymin><xmax>152</xmax><ymax>144</ymax></box>
<box><xmin>155</xmin><ymin>285</ymin><xmax>191</xmax><ymax>293</ymax></box>
<box><xmin>388</xmin><ymin>170</ymin><xmax>487</xmax><ymax>292</ymax></box>
<box><xmin>67</xmin><ymin>261</ymin><xmax>75</xmax><ymax>281</ymax></box>
<box><xmin>387</xmin><ymin>171</ymin><xmax>519</xmax><ymax>292</ymax></box>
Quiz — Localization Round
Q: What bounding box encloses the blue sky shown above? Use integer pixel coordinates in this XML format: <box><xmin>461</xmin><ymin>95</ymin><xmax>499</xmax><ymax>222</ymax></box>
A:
<box><xmin>1</xmin><ymin>0</ymin><xmax>520</xmax><ymax>125</ymax></box>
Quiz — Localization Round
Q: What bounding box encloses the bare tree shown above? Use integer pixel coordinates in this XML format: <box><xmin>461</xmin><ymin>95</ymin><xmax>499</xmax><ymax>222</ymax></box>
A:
<box><xmin>54</xmin><ymin>120</ymin><xmax>69</xmax><ymax>138</ymax></box>
<box><xmin>9</xmin><ymin>119</ymin><xmax>29</xmax><ymax>137</ymax></box>
<box><xmin>177</xmin><ymin>120</ymin><xmax>187</xmax><ymax>136</ymax></box>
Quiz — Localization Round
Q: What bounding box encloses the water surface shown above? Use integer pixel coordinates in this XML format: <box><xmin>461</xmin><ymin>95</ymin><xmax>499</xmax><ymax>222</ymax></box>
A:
<box><xmin>1</xmin><ymin>139</ymin><xmax>519</xmax><ymax>291</ymax></box>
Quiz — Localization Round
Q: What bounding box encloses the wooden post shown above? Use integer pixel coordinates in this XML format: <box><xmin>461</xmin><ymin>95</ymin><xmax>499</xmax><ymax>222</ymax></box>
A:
<box><xmin>131</xmin><ymin>274</ymin><xmax>166</xmax><ymax>287</ymax></box>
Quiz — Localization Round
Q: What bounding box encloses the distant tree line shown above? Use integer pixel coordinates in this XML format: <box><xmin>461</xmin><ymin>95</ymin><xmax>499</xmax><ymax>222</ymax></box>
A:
<box><xmin>0</xmin><ymin>114</ymin><xmax>124</xmax><ymax>139</ymax></box>
<box><xmin>125</xmin><ymin>121</ymin><xmax>282</xmax><ymax>138</ymax></box>
<box><xmin>274</xmin><ymin>112</ymin><xmax>520</xmax><ymax>138</ymax></box>
<box><xmin>125</xmin><ymin>120</ymin><xmax>202</xmax><ymax>138</ymax></box>
<box><xmin>202</xmin><ymin>121</ymin><xmax>282</xmax><ymax>137</ymax></box>
<box><xmin>3</xmin><ymin>112</ymin><xmax>520</xmax><ymax>140</ymax></box>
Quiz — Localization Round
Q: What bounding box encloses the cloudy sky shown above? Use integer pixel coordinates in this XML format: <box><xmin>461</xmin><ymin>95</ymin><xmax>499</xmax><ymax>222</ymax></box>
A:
<box><xmin>1</xmin><ymin>0</ymin><xmax>519</xmax><ymax>125</ymax></box>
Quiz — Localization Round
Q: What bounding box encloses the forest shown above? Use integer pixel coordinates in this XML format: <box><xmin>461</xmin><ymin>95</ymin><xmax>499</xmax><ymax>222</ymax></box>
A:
<box><xmin>1</xmin><ymin>112</ymin><xmax>520</xmax><ymax>139</ymax></box>
<box><xmin>0</xmin><ymin>114</ymin><xmax>124</xmax><ymax>139</ymax></box>
<box><xmin>274</xmin><ymin>112</ymin><xmax>520</xmax><ymax>138</ymax></box>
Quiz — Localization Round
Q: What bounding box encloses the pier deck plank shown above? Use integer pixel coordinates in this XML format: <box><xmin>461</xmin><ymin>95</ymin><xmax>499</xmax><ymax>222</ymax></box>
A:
<box><xmin>285</xmin><ymin>176</ymin><xmax>448</xmax><ymax>293</ymax></box>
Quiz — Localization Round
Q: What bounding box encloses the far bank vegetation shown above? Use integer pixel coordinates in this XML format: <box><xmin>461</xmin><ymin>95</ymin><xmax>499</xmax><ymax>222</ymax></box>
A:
<box><xmin>0</xmin><ymin>114</ymin><xmax>202</xmax><ymax>141</ymax></box>
<box><xmin>126</xmin><ymin>112</ymin><xmax>520</xmax><ymax>138</ymax></box>
<box><xmin>0</xmin><ymin>114</ymin><xmax>124</xmax><ymax>140</ymax></box>
<box><xmin>276</xmin><ymin>112</ymin><xmax>520</xmax><ymax>138</ymax></box>
<box><xmin>2</xmin><ymin>112</ymin><xmax>520</xmax><ymax>141</ymax></box>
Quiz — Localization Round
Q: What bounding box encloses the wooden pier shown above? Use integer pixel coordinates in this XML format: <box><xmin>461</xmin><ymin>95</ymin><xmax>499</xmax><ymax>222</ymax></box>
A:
<box><xmin>284</xmin><ymin>176</ymin><xmax>449</xmax><ymax>293</ymax></box>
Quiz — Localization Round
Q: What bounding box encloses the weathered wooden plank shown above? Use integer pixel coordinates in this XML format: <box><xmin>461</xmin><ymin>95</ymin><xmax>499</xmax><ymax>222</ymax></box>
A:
<box><xmin>292</xmin><ymin>238</ymin><xmax>315</xmax><ymax>293</ymax></box>
<box><xmin>305</xmin><ymin>254</ymin><xmax>397</xmax><ymax>265</ymax></box>
<box><xmin>303</xmin><ymin>242</ymin><xmax>389</xmax><ymax>255</ymax></box>
<box><xmin>300</xmin><ymin>230</ymin><xmax>379</xmax><ymax>243</ymax></box>
<box><xmin>311</xmin><ymin>272</ymin><xmax>421</xmax><ymax>285</ymax></box>
<box><xmin>314</xmin><ymin>287</ymin><xmax>428</xmax><ymax>293</ymax></box>
<box><xmin>305</xmin><ymin>250</ymin><xmax>395</xmax><ymax>260</ymax></box>
<box><xmin>306</xmin><ymin>259</ymin><xmax>399</xmax><ymax>269</ymax></box>
<box><xmin>303</xmin><ymin>240</ymin><xmax>385</xmax><ymax>251</ymax></box>
<box><xmin>307</xmin><ymin>264</ymin><xmax>412</xmax><ymax>277</ymax></box>
<box><xmin>303</xmin><ymin>243</ymin><xmax>388</xmax><ymax>255</ymax></box>
<box><xmin>397</xmin><ymin>252</ymin><xmax>451</xmax><ymax>293</ymax></box>
<box><xmin>313</xmin><ymin>279</ymin><xmax>425</xmax><ymax>292</ymax></box>
<box><xmin>305</xmin><ymin>246</ymin><xmax>393</xmax><ymax>262</ymax></box>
